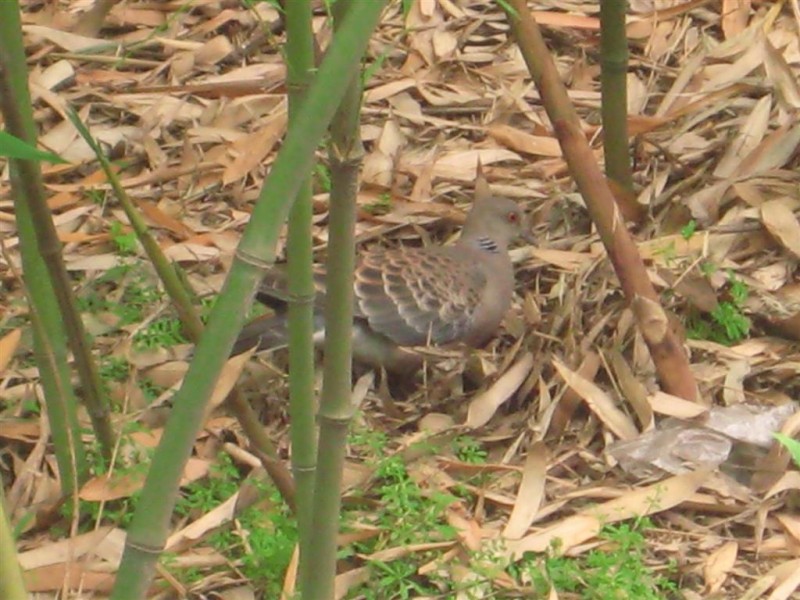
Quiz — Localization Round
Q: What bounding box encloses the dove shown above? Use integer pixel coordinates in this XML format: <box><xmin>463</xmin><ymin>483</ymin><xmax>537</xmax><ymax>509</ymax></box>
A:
<box><xmin>233</xmin><ymin>178</ymin><xmax>529</xmax><ymax>373</ymax></box>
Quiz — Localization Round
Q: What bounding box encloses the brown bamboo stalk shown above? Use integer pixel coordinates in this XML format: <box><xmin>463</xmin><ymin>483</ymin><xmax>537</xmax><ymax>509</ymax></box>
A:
<box><xmin>503</xmin><ymin>0</ymin><xmax>698</xmax><ymax>402</ymax></box>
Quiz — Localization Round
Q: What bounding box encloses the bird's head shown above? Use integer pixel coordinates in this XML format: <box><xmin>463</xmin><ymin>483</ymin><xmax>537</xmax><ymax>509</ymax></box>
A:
<box><xmin>461</xmin><ymin>169</ymin><xmax>532</xmax><ymax>251</ymax></box>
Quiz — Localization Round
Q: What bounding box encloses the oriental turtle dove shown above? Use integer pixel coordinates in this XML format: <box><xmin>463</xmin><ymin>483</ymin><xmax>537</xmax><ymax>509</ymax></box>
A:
<box><xmin>233</xmin><ymin>180</ymin><xmax>529</xmax><ymax>372</ymax></box>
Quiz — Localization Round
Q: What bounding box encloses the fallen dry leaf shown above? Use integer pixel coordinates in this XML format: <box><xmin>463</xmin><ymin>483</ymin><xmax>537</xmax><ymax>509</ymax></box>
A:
<box><xmin>761</xmin><ymin>199</ymin><xmax>800</xmax><ymax>259</ymax></box>
<box><xmin>503</xmin><ymin>441</ymin><xmax>547</xmax><ymax>539</ymax></box>
<box><xmin>553</xmin><ymin>359</ymin><xmax>639</xmax><ymax>441</ymax></box>
<box><xmin>506</xmin><ymin>470</ymin><xmax>711</xmax><ymax>557</ymax></box>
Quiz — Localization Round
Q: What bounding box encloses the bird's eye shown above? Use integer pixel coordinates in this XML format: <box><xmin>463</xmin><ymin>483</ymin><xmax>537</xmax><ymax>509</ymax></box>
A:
<box><xmin>507</xmin><ymin>212</ymin><xmax>519</xmax><ymax>223</ymax></box>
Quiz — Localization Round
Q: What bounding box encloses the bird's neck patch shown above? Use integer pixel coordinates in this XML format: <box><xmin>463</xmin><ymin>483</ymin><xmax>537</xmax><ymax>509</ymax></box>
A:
<box><xmin>475</xmin><ymin>236</ymin><xmax>500</xmax><ymax>253</ymax></box>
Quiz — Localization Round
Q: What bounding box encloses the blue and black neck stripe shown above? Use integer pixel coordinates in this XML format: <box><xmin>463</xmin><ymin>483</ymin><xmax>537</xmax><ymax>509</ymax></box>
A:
<box><xmin>475</xmin><ymin>237</ymin><xmax>499</xmax><ymax>253</ymax></box>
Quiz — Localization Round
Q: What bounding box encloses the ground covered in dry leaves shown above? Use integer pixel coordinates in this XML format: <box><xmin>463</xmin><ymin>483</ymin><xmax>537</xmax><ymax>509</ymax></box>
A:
<box><xmin>2</xmin><ymin>0</ymin><xmax>800</xmax><ymax>598</ymax></box>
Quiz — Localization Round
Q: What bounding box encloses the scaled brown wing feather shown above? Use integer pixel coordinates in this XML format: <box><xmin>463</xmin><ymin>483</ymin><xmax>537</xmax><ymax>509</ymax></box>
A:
<box><xmin>354</xmin><ymin>247</ymin><xmax>485</xmax><ymax>346</ymax></box>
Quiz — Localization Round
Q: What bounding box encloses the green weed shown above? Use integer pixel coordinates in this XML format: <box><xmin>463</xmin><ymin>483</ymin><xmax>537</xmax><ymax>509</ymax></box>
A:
<box><xmin>99</xmin><ymin>356</ymin><xmax>130</xmax><ymax>384</ymax></box>
<box><xmin>109</xmin><ymin>221</ymin><xmax>138</xmax><ymax>255</ymax></box>
<box><xmin>680</xmin><ymin>219</ymin><xmax>697</xmax><ymax>240</ymax></box>
<box><xmin>687</xmin><ymin>271</ymin><xmax>750</xmax><ymax>345</ymax></box>
<box><xmin>363</xmin><ymin>193</ymin><xmax>393</xmax><ymax>215</ymax></box>
<box><xmin>774</xmin><ymin>433</ymin><xmax>800</xmax><ymax>468</ymax></box>
<box><xmin>133</xmin><ymin>316</ymin><xmax>186</xmax><ymax>349</ymax></box>
<box><xmin>522</xmin><ymin>520</ymin><xmax>678</xmax><ymax>598</ymax></box>
<box><xmin>452</xmin><ymin>435</ymin><xmax>488</xmax><ymax>464</ymax></box>
<box><xmin>345</xmin><ymin>454</ymin><xmax>459</xmax><ymax>597</ymax></box>
<box><xmin>315</xmin><ymin>162</ymin><xmax>332</xmax><ymax>193</ymax></box>
<box><xmin>171</xmin><ymin>454</ymin><xmax>296</xmax><ymax>596</ymax></box>
<box><xmin>137</xmin><ymin>378</ymin><xmax>166</xmax><ymax>404</ymax></box>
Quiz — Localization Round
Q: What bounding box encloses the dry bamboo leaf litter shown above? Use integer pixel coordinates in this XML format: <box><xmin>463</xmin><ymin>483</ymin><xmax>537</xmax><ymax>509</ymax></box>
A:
<box><xmin>1</xmin><ymin>1</ymin><xmax>799</xmax><ymax>597</ymax></box>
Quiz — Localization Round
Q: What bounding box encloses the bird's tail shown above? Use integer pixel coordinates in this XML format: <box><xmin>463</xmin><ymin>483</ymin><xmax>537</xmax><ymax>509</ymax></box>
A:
<box><xmin>230</xmin><ymin>313</ymin><xmax>326</xmax><ymax>356</ymax></box>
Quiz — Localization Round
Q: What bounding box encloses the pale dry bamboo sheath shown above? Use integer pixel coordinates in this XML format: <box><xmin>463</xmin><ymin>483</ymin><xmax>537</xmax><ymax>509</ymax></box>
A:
<box><xmin>110</xmin><ymin>4</ymin><xmax>387</xmax><ymax>598</ymax></box>
<box><xmin>0</xmin><ymin>0</ymin><xmax>90</xmax><ymax>490</ymax></box>
<box><xmin>600</xmin><ymin>0</ymin><xmax>634</xmax><ymax>191</ymax></box>
<box><xmin>284</xmin><ymin>0</ymin><xmax>319</xmax><ymax>587</ymax></box>
<box><xmin>304</xmin><ymin>0</ymin><xmax>374</xmax><ymax>596</ymax></box>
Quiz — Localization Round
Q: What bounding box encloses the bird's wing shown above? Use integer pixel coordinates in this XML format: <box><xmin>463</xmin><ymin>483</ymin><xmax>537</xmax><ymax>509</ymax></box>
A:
<box><xmin>354</xmin><ymin>246</ymin><xmax>486</xmax><ymax>346</ymax></box>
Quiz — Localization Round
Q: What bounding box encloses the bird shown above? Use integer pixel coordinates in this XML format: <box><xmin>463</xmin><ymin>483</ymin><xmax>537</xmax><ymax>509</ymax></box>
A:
<box><xmin>232</xmin><ymin>175</ymin><xmax>529</xmax><ymax>374</ymax></box>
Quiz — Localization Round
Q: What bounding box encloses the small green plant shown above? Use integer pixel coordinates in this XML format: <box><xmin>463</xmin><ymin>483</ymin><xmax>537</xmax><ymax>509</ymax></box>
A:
<box><xmin>119</xmin><ymin>282</ymin><xmax>163</xmax><ymax>325</ymax></box>
<box><xmin>170</xmin><ymin>454</ymin><xmax>296</xmax><ymax>596</ymax></box>
<box><xmin>137</xmin><ymin>378</ymin><xmax>166</xmax><ymax>404</ymax></box>
<box><xmin>346</xmin><ymin>455</ymin><xmax>459</xmax><ymax>598</ymax></box>
<box><xmin>368</xmin><ymin>559</ymin><xmax>438</xmax><ymax>598</ymax></box>
<box><xmin>176</xmin><ymin>453</ymin><xmax>241</xmax><ymax>517</ymax></box>
<box><xmin>20</xmin><ymin>397</ymin><xmax>40</xmax><ymax>415</ymax></box>
<box><xmin>680</xmin><ymin>219</ymin><xmax>697</xmax><ymax>240</ymax></box>
<box><xmin>452</xmin><ymin>435</ymin><xmax>488</xmax><ymax>464</ymax></box>
<box><xmin>363</xmin><ymin>193</ymin><xmax>392</xmax><ymax>215</ymax></box>
<box><xmin>710</xmin><ymin>301</ymin><xmax>750</xmax><ymax>342</ymax></box>
<box><xmin>109</xmin><ymin>221</ymin><xmax>139</xmax><ymax>255</ymax></box>
<box><xmin>522</xmin><ymin>519</ymin><xmax>678</xmax><ymax>598</ymax></box>
<box><xmin>687</xmin><ymin>271</ymin><xmax>750</xmax><ymax>345</ymax></box>
<box><xmin>99</xmin><ymin>356</ymin><xmax>130</xmax><ymax>383</ymax></box>
<box><xmin>86</xmin><ymin>188</ymin><xmax>106</xmax><ymax>205</ymax></box>
<box><xmin>235</xmin><ymin>501</ymin><xmax>296</xmax><ymax>594</ymax></box>
<box><xmin>699</xmin><ymin>260</ymin><xmax>716</xmax><ymax>276</ymax></box>
<box><xmin>774</xmin><ymin>433</ymin><xmax>800</xmax><ymax>468</ymax></box>
<box><xmin>77</xmin><ymin>266</ymin><xmax>164</xmax><ymax>328</ymax></box>
<box><xmin>349</xmin><ymin>419</ymin><xmax>388</xmax><ymax>456</ymax></box>
<box><xmin>315</xmin><ymin>162</ymin><xmax>332</xmax><ymax>193</ymax></box>
<box><xmin>133</xmin><ymin>316</ymin><xmax>186</xmax><ymax>349</ymax></box>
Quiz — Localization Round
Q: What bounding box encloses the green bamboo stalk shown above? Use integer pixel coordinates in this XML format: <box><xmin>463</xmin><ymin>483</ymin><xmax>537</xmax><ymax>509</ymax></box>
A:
<box><xmin>69</xmin><ymin>112</ymin><xmax>294</xmax><ymax>505</ymax></box>
<box><xmin>284</xmin><ymin>0</ymin><xmax>318</xmax><ymax>587</ymax></box>
<box><xmin>0</xmin><ymin>1</ymin><xmax>115</xmax><ymax>464</ymax></box>
<box><xmin>110</xmin><ymin>5</ymin><xmax>386</xmax><ymax>597</ymax></box>
<box><xmin>1</xmin><ymin>482</ymin><xmax>28</xmax><ymax>600</ymax></box>
<box><xmin>600</xmin><ymin>0</ymin><xmax>633</xmax><ymax>191</ymax></box>
<box><xmin>68</xmin><ymin>113</ymin><xmax>205</xmax><ymax>341</ymax></box>
<box><xmin>0</xmin><ymin>0</ymin><xmax>89</xmax><ymax>492</ymax></box>
<box><xmin>303</xmin><ymin>0</ymin><xmax>366</xmax><ymax>596</ymax></box>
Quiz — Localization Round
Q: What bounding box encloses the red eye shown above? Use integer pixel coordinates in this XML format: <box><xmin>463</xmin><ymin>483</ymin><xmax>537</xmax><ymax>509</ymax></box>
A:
<box><xmin>507</xmin><ymin>212</ymin><xmax>519</xmax><ymax>223</ymax></box>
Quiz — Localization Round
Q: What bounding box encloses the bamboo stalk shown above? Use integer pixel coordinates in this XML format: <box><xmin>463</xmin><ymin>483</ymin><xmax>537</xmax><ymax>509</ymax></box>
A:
<box><xmin>0</xmin><ymin>0</ymin><xmax>91</xmax><ymax>492</ymax></box>
<box><xmin>303</xmin><ymin>0</ymin><xmax>368</xmax><ymax>596</ymax></box>
<box><xmin>600</xmin><ymin>0</ymin><xmax>634</xmax><ymax>191</ymax></box>
<box><xmin>69</xmin><ymin>114</ymin><xmax>296</xmax><ymax>508</ymax></box>
<box><xmin>0</xmin><ymin>489</ymin><xmax>27</xmax><ymax>600</ymax></box>
<box><xmin>284</xmin><ymin>0</ymin><xmax>319</xmax><ymax>587</ymax></box>
<box><xmin>0</xmin><ymin>2</ymin><xmax>116</xmax><ymax>464</ymax></box>
<box><xmin>502</xmin><ymin>0</ymin><xmax>698</xmax><ymax>402</ymax></box>
<box><xmin>110</xmin><ymin>5</ymin><xmax>387</xmax><ymax>597</ymax></box>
